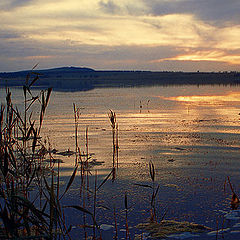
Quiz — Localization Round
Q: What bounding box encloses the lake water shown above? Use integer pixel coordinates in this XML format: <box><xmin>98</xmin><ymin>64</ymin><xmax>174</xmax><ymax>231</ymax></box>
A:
<box><xmin>1</xmin><ymin>84</ymin><xmax>240</xmax><ymax>239</ymax></box>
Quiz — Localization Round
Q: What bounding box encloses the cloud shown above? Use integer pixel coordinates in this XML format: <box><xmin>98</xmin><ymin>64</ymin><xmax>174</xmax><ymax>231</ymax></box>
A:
<box><xmin>142</xmin><ymin>0</ymin><xmax>240</xmax><ymax>25</ymax></box>
<box><xmin>98</xmin><ymin>0</ymin><xmax>147</xmax><ymax>15</ymax></box>
<box><xmin>0</xmin><ymin>0</ymin><xmax>239</xmax><ymax>72</ymax></box>
<box><xmin>0</xmin><ymin>30</ymin><xmax>21</xmax><ymax>39</ymax></box>
<box><xmin>0</xmin><ymin>0</ymin><xmax>35</xmax><ymax>10</ymax></box>
<box><xmin>97</xmin><ymin>0</ymin><xmax>240</xmax><ymax>26</ymax></box>
<box><xmin>0</xmin><ymin>32</ymin><xmax>238</xmax><ymax>72</ymax></box>
<box><xmin>99</xmin><ymin>0</ymin><xmax>120</xmax><ymax>14</ymax></box>
<box><xmin>155</xmin><ymin>50</ymin><xmax>240</xmax><ymax>66</ymax></box>
<box><xmin>0</xmin><ymin>32</ymin><xmax>180</xmax><ymax>71</ymax></box>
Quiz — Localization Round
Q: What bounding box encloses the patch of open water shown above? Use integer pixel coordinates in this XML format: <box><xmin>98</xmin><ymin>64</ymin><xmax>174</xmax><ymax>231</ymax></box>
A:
<box><xmin>1</xmin><ymin>84</ymin><xmax>240</xmax><ymax>239</ymax></box>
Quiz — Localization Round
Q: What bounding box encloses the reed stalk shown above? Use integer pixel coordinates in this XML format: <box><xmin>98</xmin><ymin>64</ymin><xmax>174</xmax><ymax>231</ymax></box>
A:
<box><xmin>124</xmin><ymin>193</ymin><xmax>130</xmax><ymax>240</ymax></box>
<box><xmin>113</xmin><ymin>205</ymin><xmax>118</xmax><ymax>240</ymax></box>
<box><xmin>108</xmin><ymin>110</ymin><xmax>118</xmax><ymax>181</ymax></box>
<box><xmin>0</xmin><ymin>69</ymin><xmax>75</xmax><ymax>239</ymax></box>
<box><xmin>93</xmin><ymin>170</ymin><xmax>97</xmax><ymax>239</ymax></box>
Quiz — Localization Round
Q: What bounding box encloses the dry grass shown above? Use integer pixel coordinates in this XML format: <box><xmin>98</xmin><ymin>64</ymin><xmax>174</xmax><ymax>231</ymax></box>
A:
<box><xmin>136</xmin><ymin>220</ymin><xmax>211</xmax><ymax>239</ymax></box>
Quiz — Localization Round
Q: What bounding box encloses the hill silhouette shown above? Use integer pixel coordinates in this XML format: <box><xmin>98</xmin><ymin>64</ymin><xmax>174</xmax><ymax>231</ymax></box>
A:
<box><xmin>0</xmin><ymin>67</ymin><xmax>239</xmax><ymax>91</ymax></box>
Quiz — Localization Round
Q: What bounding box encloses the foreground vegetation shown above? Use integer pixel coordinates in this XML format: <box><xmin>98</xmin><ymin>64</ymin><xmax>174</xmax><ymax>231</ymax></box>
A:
<box><xmin>1</xmin><ymin>70</ymin><xmax>235</xmax><ymax>239</ymax></box>
<box><xmin>0</xmin><ymin>69</ymin><xmax>124</xmax><ymax>239</ymax></box>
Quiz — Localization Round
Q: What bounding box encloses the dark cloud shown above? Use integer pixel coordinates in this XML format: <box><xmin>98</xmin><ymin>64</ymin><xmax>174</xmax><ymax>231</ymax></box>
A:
<box><xmin>98</xmin><ymin>0</ymin><xmax>145</xmax><ymax>16</ymax></box>
<box><xmin>98</xmin><ymin>0</ymin><xmax>240</xmax><ymax>26</ymax></box>
<box><xmin>143</xmin><ymin>0</ymin><xmax>240</xmax><ymax>25</ymax></box>
<box><xmin>0</xmin><ymin>41</ymin><xmax>39</xmax><ymax>58</ymax></box>
<box><xmin>99</xmin><ymin>0</ymin><xmax>120</xmax><ymax>14</ymax></box>
<box><xmin>0</xmin><ymin>30</ymin><xmax>21</xmax><ymax>39</ymax></box>
<box><xmin>0</xmin><ymin>0</ymin><xmax>35</xmax><ymax>10</ymax></box>
<box><xmin>96</xmin><ymin>45</ymin><xmax>180</xmax><ymax>64</ymax></box>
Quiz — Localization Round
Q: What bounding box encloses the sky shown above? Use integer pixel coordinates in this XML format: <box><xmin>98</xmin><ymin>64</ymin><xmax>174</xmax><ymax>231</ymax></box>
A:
<box><xmin>0</xmin><ymin>0</ymin><xmax>240</xmax><ymax>72</ymax></box>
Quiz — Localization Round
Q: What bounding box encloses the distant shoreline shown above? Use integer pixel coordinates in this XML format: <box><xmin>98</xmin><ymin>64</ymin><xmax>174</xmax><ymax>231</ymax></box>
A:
<box><xmin>1</xmin><ymin>67</ymin><xmax>240</xmax><ymax>91</ymax></box>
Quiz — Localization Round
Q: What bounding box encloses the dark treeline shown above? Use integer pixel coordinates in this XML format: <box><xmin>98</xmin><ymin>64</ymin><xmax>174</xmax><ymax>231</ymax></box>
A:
<box><xmin>0</xmin><ymin>67</ymin><xmax>240</xmax><ymax>91</ymax></box>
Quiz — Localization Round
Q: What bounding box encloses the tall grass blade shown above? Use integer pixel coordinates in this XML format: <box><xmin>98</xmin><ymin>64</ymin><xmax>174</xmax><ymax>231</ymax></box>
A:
<box><xmin>12</xmin><ymin>195</ymin><xmax>50</xmax><ymax>224</ymax></box>
<box><xmin>125</xmin><ymin>193</ymin><xmax>128</xmax><ymax>210</ymax></box>
<box><xmin>25</xmin><ymin>96</ymin><xmax>39</xmax><ymax>112</ymax></box>
<box><xmin>25</xmin><ymin>121</ymin><xmax>35</xmax><ymax>141</ymax></box>
<box><xmin>29</xmin><ymin>75</ymin><xmax>39</xmax><ymax>88</ymax></box>
<box><xmin>227</xmin><ymin>176</ymin><xmax>240</xmax><ymax>210</ymax></box>
<box><xmin>64</xmin><ymin>205</ymin><xmax>98</xmax><ymax>227</ymax></box>
<box><xmin>3</xmin><ymin>149</ymin><xmax>8</xmax><ymax>177</ymax></box>
<box><xmin>32</xmin><ymin>63</ymin><xmax>39</xmax><ymax>71</ymax></box>
<box><xmin>227</xmin><ymin>176</ymin><xmax>236</xmax><ymax>195</ymax></box>
<box><xmin>97</xmin><ymin>169</ymin><xmax>113</xmax><ymax>191</ymax></box>
<box><xmin>26</xmin><ymin>167</ymin><xmax>37</xmax><ymax>189</ymax></box>
<box><xmin>149</xmin><ymin>161</ymin><xmax>155</xmax><ymax>182</ymax></box>
<box><xmin>60</xmin><ymin>164</ymin><xmax>78</xmax><ymax>200</ymax></box>
<box><xmin>108</xmin><ymin>109</ymin><xmax>116</xmax><ymax>129</ymax></box>
<box><xmin>45</xmin><ymin>88</ymin><xmax>52</xmax><ymax>108</ymax></box>
<box><xmin>133</xmin><ymin>183</ymin><xmax>153</xmax><ymax>189</ymax></box>
<box><xmin>32</xmin><ymin>128</ymin><xmax>38</xmax><ymax>154</ymax></box>
<box><xmin>151</xmin><ymin>185</ymin><xmax>159</xmax><ymax>207</ymax></box>
<box><xmin>0</xmin><ymin>206</ymin><xmax>17</xmax><ymax>237</ymax></box>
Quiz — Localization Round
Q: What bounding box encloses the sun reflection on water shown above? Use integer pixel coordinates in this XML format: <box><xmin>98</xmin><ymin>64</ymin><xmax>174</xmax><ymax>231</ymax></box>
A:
<box><xmin>161</xmin><ymin>91</ymin><xmax>240</xmax><ymax>106</ymax></box>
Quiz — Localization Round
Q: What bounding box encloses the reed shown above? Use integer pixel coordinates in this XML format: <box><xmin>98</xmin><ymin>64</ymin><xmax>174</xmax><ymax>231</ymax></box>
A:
<box><xmin>0</xmin><ymin>69</ymin><xmax>81</xmax><ymax>239</ymax></box>
<box><xmin>113</xmin><ymin>205</ymin><xmax>118</xmax><ymax>240</ymax></box>
<box><xmin>0</xmin><ymin>69</ymin><xmax>57</xmax><ymax>238</ymax></box>
<box><xmin>108</xmin><ymin>110</ymin><xmax>118</xmax><ymax>181</ymax></box>
<box><xmin>0</xmin><ymin>69</ymin><xmax>125</xmax><ymax>240</ymax></box>
<box><xmin>227</xmin><ymin>176</ymin><xmax>239</xmax><ymax>210</ymax></box>
<box><xmin>149</xmin><ymin>160</ymin><xmax>159</xmax><ymax>222</ymax></box>
<box><xmin>134</xmin><ymin>161</ymin><xmax>160</xmax><ymax>223</ymax></box>
<box><xmin>0</xmin><ymin>69</ymin><xmax>197</xmax><ymax>240</ymax></box>
<box><xmin>124</xmin><ymin>193</ymin><xmax>131</xmax><ymax>240</ymax></box>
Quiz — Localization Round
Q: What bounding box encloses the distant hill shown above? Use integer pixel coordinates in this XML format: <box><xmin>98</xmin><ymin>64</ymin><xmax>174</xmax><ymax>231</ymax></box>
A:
<box><xmin>0</xmin><ymin>66</ymin><xmax>95</xmax><ymax>78</ymax></box>
<box><xmin>39</xmin><ymin>66</ymin><xmax>94</xmax><ymax>72</ymax></box>
<box><xmin>0</xmin><ymin>67</ymin><xmax>240</xmax><ymax>91</ymax></box>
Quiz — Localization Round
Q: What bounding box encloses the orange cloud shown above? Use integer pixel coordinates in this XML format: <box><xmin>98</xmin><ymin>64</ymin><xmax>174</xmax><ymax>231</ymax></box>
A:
<box><xmin>151</xmin><ymin>49</ymin><xmax>240</xmax><ymax>65</ymax></box>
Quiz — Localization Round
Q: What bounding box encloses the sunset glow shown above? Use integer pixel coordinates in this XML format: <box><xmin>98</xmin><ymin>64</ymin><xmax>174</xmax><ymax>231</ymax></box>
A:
<box><xmin>163</xmin><ymin>92</ymin><xmax>240</xmax><ymax>105</ymax></box>
<box><xmin>0</xmin><ymin>0</ymin><xmax>240</xmax><ymax>71</ymax></box>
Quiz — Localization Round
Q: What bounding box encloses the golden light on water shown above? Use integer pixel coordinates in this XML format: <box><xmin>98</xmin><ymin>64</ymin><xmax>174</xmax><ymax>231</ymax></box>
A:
<box><xmin>161</xmin><ymin>92</ymin><xmax>240</xmax><ymax>105</ymax></box>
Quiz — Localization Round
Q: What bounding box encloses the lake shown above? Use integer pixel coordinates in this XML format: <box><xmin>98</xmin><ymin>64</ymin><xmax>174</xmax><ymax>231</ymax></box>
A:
<box><xmin>1</xmin><ymin>84</ymin><xmax>240</xmax><ymax>239</ymax></box>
